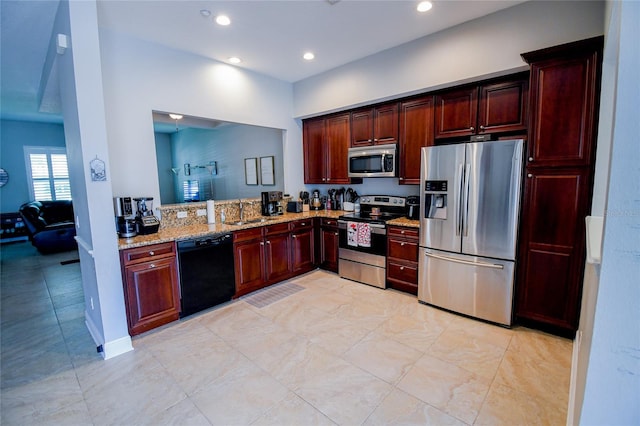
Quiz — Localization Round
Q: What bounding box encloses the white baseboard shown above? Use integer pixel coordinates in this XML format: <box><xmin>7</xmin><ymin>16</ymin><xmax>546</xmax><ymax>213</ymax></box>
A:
<box><xmin>85</xmin><ymin>310</ymin><xmax>103</xmax><ymax>347</ymax></box>
<box><xmin>85</xmin><ymin>311</ymin><xmax>134</xmax><ymax>360</ymax></box>
<box><xmin>102</xmin><ymin>336</ymin><xmax>133</xmax><ymax>360</ymax></box>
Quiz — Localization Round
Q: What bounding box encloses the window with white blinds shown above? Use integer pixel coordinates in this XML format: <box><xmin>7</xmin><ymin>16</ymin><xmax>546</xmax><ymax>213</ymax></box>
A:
<box><xmin>24</xmin><ymin>147</ymin><xmax>71</xmax><ymax>201</ymax></box>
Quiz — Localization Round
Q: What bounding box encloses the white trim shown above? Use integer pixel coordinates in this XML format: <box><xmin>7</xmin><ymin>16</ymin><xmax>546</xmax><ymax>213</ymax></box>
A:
<box><xmin>102</xmin><ymin>336</ymin><xmax>134</xmax><ymax>360</ymax></box>
<box><xmin>85</xmin><ymin>311</ymin><xmax>134</xmax><ymax>360</ymax></box>
<box><xmin>85</xmin><ymin>310</ymin><xmax>103</xmax><ymax>347</ymax></box>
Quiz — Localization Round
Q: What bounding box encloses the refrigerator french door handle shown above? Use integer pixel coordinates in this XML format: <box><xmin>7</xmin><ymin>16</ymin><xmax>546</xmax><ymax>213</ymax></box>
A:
<box><xmin>462</xmin><ymin>163</ymin><xmax>471</xmax><ymax>237</ymax></box>
<box><xmin>456</xmin><ymin>164</ymin><xmax>464</xmax><ymax>236</ymax></box>
<box><xmin>424</xmin><ymin>251</ymin><xmax>504</xmax><ymax>269</ymax></box>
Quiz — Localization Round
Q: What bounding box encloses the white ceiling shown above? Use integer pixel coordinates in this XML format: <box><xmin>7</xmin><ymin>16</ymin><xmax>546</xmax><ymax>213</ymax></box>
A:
<box><xmin>1</xmin><ymin>0</ymin><xmax>525</xmax><ymax>123</ymax></box>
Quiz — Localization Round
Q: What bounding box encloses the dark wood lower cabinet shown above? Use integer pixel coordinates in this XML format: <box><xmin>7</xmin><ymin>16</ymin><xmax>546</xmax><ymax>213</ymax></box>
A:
<box><xmin>319</xmin><ymin>218</ymin><xmax>339</xmax><ymax>272</ymax></box>
<box><xmin>516</xmin><ymin>168</ymin><xmax>591</xmax><ymax>335</ymax></box>
<box><xmin>233</xmin><ymin>224</ymin><xmax>291</xmax><ymax>298</ymax></box>
<box><xmin>120</xmin><ymin>242</ymin><xmax>180</xmax><ymax>336</ymax></box>
<box><xmin>386</xmin><ymin>226</ymin><xmax>419</xmax><ymax>295</ymax></box>
<box><xmin>291</xmin><ymin>220</ymin><xmax>315</xmax><ymax>275</ymax></box>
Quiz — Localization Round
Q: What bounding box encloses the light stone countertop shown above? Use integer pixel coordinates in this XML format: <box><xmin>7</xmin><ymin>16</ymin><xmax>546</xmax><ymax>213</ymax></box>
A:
<box><xmin>118</xmin><ymin>210</ymin><xmax>345</xmax><ymax>250</ymax></box>
<box><xmin>118</xmin><ymin>209</ymin><xmax>421</xmax><ymax>250</ymax></box>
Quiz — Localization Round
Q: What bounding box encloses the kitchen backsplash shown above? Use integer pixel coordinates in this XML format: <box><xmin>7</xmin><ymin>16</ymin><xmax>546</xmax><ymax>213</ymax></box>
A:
<box><xmin>157</xmin><ymin>197</ymin><xmax>291</xmax><ymax>229</ymax></box>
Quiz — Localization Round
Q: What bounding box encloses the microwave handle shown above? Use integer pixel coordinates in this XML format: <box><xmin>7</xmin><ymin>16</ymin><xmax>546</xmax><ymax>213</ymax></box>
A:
<box><xmin>381</xmin><ymin>155</ymin><xmax>385</xmax><ymax>172</ymax></box>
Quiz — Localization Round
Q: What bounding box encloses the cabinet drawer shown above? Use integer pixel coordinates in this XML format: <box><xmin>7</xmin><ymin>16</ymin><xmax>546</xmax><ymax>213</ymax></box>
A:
<box><xmin>121</xmin><ymin>242</ymin><xmax>175</xmax><ymax>266</ymax></box>
<box><xmin>388</xmin><ymin>226</ymin><xmax>419</xmax><ymax>239</ymax></box>
<box><xmin>265</xmin><ymin>222</ymin><xmax>290</xmax><ymax>236</ymax></box>
<box><xmin>290</xmin><ymin>219</ymin><xmax>313</xmax><ymax>232</ymax></box>
<box><xmin>387</xmin><ymin>260</ymin><xmax>418</xmax><ymax>284</ymax></box>
<box><xmin>233</xmin><ymin>227</ymin><xmax>263</xmax><ymax>243</ymax></box>
<box><xmin>321</xmin><ymin>218</ymin><xmax>339</xmax><ymax>228</ymax></box>
<box><xmin>388</xmin><ymin>238</ymin><xmax>418</xmax><ymax>261</ymax></box>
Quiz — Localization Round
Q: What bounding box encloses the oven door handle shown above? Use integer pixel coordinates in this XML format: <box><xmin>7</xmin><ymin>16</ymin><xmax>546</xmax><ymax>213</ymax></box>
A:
<box><xmin>338</xmin><ymin>220</ymin><xmax>386</xmax><ymax>229</ymax></box>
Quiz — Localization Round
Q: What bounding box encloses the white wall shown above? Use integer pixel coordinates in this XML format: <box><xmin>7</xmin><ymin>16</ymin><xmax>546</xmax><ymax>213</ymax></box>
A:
<box><xmin>167</xmin><ymin>124</ymin><xmax>284</xmax><ymax>202</ymax></box>
<box><xmin>293</xmin><ymin>1</ymin><xmax>604</xmax><ymax>118</ymax></box>
<box><xmin>98</xmin><ymin>30</ymin><xmax>302</xmax><ymax>207</ymax></box>
<box><xmin>579</xmin><ymin>1</ymin><xmax>640</xmax><ymax>423</ymax></box>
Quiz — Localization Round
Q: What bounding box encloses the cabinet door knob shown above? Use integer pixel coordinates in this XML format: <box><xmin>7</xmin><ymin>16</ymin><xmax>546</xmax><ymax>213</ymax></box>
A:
<box><xmin>149</xmin><ymin>251</ymin><xmax>155</xmax><ymax>256</ymax></box>
<box><xmin>373</xmin><ymin>138</ymin><xmax>378</xmax><ymax>142</ymax></box>
<box><xmin>470</xmin><ymin>126</ymin><xmax>475</xmax><ymax>131</ymax></box>
<box><xmin>334</xmin><ymin>232</ymin><xmax>339</xmax><ymax>236</ymax></box>
<box><xmin>149</xmin><ymin>263</ymin><xmax>156</xmax><ymax>269</ymax></box>
<box><xmin>399</xmin><ymin>177</ymin><xmax>404</xmax><ymax>181</ymax></box>
<box><xmin>260</xmin><ymin>242</ymin><xmax>265</xmax><ymax>246</ymax></box>
<box><xmin>401</xmin><ymin>230</ymin><xmax>405</xmax><ymax>234</ymax></box>
<box><xmin>479</xmin><ymin>125</ymin><xmax>485</xmax><ymax>130</ymax></box>
<box><xmin>327</xmin><ymin>178</ymin><xmax>331</xmax><ymax>181</ymax></box>
<box><xmin>528</xmin><ymin>157</ymin><xmax>534</xmax><ymax>162</ymax></box>
<box><xmin>401</xmin><ymin>242</ymin><xmax>406</xmax><ymax>246</ymax></box>
<box><xmin>301</xmin><ymin>222</ymin><xmax>306</xmax><ymax>226</ymax></box>
<box><xmin>527</xmin><ymin>173</ymin><xmax>533</xmax><ymax>178</ymax></box>
<box><xmin>292</xmin><ymin>235</ymin><xmax>297</xmax><ymax>239</ymax></box>
<box><xmin>400</xmin><ymin>266</ymin><xmax>405</xmax><ymax>271</ymax></box>
<box><xmin>266</xmin><ymin>240</ymin><xmax>271</xmax><ymax>245</ymax></box>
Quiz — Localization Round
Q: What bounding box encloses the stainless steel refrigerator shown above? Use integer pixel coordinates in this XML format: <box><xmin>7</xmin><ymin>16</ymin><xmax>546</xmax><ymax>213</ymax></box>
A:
<box><xmin>418</xmin><ymin>139</ymin><xmax>524</xmax><ymax>326</ymax></box>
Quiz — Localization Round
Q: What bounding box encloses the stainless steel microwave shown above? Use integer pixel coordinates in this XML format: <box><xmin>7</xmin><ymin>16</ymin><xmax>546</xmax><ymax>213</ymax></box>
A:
<box><xmin>348</xmin><ymin>144</ymin><xmax>397</xmax><ymax>178</ymax></box>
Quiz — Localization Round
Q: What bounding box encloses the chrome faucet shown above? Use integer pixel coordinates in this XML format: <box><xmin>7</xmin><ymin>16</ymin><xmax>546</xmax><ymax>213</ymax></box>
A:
<box><xmin>238</xmin><ymin>199</ymin><xmax>244</xmax><ymax>221</ymax></box>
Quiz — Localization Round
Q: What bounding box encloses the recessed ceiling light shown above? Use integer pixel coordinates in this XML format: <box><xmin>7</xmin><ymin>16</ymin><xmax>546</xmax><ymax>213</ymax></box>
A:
<box><xmin>303</xmin><ymin>52</ymin><xmax>315</xmax><ymax>61</ymax></box>
<box><xmin>216</xmin><ymin>15</ymin><xmax>231</xmax><ymax>26</ymax></box>
<box><xmin>199</xmin><ymin>9</ymin><xmax>211</xmax><ymax>18</ymax></box>
<box><xmin>228</xmin><ymin>57</ymin><xmax>241</xmax><ymax>64</ymax></box>
<box><xmin>417</xmin><ymin>1</ymin><xmax>433</xmax><ymax>12</ymax></box>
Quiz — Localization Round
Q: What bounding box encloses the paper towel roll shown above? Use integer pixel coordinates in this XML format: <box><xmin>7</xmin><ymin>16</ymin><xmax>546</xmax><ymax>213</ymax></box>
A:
<box><xmin>207</xmin><ymin>200</ymin><xmax>216</xmax><ymax>224</ymax></box>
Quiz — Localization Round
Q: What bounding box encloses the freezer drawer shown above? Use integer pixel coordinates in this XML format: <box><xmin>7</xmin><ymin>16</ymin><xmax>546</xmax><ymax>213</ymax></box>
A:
<box><xmin>418</xmin><ymin>248</ymin><xmax>515</xmax><ymax>326</ymax></box>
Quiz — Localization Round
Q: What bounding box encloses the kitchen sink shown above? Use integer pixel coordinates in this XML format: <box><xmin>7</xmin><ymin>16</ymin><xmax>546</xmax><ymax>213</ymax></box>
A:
<box><xmin>230</xmin><ymin>218</ymin><xmax>275</xmax><ymax>226</ymax></box>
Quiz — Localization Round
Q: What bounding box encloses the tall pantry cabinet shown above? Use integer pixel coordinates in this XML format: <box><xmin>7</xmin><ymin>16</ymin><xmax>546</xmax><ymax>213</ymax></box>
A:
<box><xmin>516</xmin><ymin>36</ymin><xmax>603</xmax><ymax>336</ymax></box>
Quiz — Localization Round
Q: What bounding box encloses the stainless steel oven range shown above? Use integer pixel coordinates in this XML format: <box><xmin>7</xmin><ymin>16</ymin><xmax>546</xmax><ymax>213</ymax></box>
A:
<box><xmin>338</xmin><ymin>195</ymin><xmax>406</xmax><ymax>288</ymax></box>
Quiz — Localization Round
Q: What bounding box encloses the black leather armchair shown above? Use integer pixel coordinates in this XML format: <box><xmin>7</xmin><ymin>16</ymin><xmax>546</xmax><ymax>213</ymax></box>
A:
<box><xmin>19</xmin><ymin>200</ymin><xmax>77</xmax><ymax>253</ymax></box>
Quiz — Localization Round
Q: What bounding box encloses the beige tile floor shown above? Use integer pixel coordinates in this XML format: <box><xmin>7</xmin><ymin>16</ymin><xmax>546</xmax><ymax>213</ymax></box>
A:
<box><xmin>1</xmin><ymin>241</ymin><xmax>573</xmax><ymax>425</ymax></box>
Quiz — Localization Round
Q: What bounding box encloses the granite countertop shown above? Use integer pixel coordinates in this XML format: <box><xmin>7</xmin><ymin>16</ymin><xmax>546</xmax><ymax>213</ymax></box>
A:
<box><xmin>118</xmin><ymin>209</ymin><xmax>421</xmax><ymax>250</ymax></box>
<box><xmin>118</xmin><ymin>210</ymin><xmax>345</xmax><ymax>250</ymax></box>
<box><xmin>386</xmin><ymin>217</ymin><xmax>420</xmax><ymax>228</ymax></box>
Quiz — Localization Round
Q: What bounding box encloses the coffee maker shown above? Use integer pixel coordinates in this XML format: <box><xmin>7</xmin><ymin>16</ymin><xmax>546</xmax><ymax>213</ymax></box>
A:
<box><xmin>133</xmin><ymin>197</ymin><xmax>160</xmax><ymax>235</ymax></box>
<box><xmin>114</xmin><ymin>197</ymin><xmax>137</xmax><ymax>238</ymax></box>
<box><xmin>261</xmin><ymin>191</ymin><xmax>284</xmax><ymax>216</ymax></box>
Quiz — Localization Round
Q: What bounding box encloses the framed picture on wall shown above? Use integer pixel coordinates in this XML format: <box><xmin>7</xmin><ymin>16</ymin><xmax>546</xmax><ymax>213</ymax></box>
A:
<box><xmin>260</xmin><ymin>156</ymin><xmax>275</xmax><ymax>186</ymax></box>
<box><xmin>244</xmin><ymin>158</ymin><xmax>258</xmax><ymax>185</ymax></box>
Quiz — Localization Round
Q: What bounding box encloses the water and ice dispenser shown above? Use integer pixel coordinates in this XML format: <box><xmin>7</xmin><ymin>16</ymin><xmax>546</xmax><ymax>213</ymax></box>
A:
<box><xmin>423</xmin><ymin>180</ymin><xmax>448</xmax><ymax>219</ymax></box>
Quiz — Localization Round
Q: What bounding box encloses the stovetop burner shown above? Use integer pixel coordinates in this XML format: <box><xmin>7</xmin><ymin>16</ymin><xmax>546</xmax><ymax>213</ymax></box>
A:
<box><xmin>339</xmin><ymin>212</ymin><xmax>404</xmax><ymax>224</ymax></box>
<box><xmin>338</xmin><ymin>195</ymin><xmax>407</xmax><ymax>225</ymax></box>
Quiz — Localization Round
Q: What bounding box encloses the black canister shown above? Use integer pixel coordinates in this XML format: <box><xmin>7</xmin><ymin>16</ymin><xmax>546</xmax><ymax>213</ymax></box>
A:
<box><xmin>406</xmin><ymin>196</ymin><xmax>420</xmax><ymax>220</ymax></box>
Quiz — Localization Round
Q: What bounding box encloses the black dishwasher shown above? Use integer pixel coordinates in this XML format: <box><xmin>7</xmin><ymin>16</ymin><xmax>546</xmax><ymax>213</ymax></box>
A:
<box><xmin>177</xmin><ymin>233</ymin><xmax>235</xmax><ymax>318</ymax></box>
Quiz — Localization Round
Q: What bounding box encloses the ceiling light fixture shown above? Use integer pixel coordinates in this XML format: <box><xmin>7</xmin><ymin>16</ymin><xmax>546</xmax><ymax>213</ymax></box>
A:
<box><xmin>303</xmin><ymin>52</ymin><xmax>315</xmax><ymax>61</ymax></box>
<box><xmin>228</xmin><ymin>57</ymin><xmax>242</xmax><ymax>64</ymax></box>
<box><xmin>417</xmin><ymin>1</ymin><xmax>433</xmax><ymax>12</ymax></box>
<box><xmin>168</xmin><ymin>114</ymin><xmax>183</xmax><ymax>132</ymax></box>
<box><xmin>215</xmin><ymin>15</ymin><xmax>231</xmax><ymax>26</ymax></box>
<box><xmin>199</xmin><ymin>9</ymin><xmax>211</xmax><ymax>18</ymax></box>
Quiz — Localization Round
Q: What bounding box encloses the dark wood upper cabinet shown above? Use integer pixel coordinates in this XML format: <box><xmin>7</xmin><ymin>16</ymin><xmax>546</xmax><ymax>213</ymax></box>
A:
<box><xmin>434</xmin><ymin>87</ymin><xmax>478</xmax><ymax>139</ymax></box>
<box><xmin>478</xmin><ymin>79</ymin><xmax>528</xmax><ymax>134</ymax></box>
<box><xmin>351</xmin><ymin>103</ymin><xmax>399</xmax><ymax>146</ymax></box>
<box><xmin>398</xmin><ymin>96</ymin><xmax>434</xmax><ymax>185</ymax></box>
<box><xmin>303</xmin><ymin>117</ymin><xmax>325</xmax><ymax>184</ymax></box>
<box><xmin>303</xmin><ymin>113</ymin><xmax>352</xmax><ymax>184</ymax></box>
<box><xmin>435</xmin><ymin>75</ymin><xmax>528</xmax><ymax>140</ymax></box>
<box><xmin>524</xmin><ymin>50</ymin><xmax>600</xmax><ymax>167</ymax></box>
